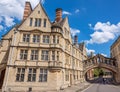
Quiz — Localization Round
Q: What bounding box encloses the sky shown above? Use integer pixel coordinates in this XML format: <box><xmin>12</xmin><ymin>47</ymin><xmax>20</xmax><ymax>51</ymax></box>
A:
<box><xmin>0</xmin><ymin>0</ymin><xmax>120</xmax><ymax>57</ymax></box>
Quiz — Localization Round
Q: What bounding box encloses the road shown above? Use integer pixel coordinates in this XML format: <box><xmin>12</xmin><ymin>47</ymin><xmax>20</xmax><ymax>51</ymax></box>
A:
<box><xmin>82</xmin><ymin>78</ymin><xmax>120</xmax><ymax>92</ymax></box>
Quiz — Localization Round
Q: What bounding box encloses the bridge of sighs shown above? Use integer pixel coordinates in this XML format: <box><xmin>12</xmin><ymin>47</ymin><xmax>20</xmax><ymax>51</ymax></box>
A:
<box><xmin>83</xmin><ymin>54</ymin><xmax>119</xmax><ymax>82</ymax></box>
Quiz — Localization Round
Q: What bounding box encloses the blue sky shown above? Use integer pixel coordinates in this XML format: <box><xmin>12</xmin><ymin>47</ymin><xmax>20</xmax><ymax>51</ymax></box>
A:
<box><xmin>0</xmin><ymin>0</ymin><xmax>120</xmax><ymax>57</ymax></box>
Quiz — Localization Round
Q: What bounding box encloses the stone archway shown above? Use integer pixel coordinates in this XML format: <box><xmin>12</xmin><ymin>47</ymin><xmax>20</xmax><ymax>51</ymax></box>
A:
<box><xmin>0</xmin><ymin>69</ymin><xmax>6</xmax><ymax>89</ymax></box>
<box><xmin>84</xmin><ymin>66</ymin><xmax>117</xmax><ymax>82</ymax></box>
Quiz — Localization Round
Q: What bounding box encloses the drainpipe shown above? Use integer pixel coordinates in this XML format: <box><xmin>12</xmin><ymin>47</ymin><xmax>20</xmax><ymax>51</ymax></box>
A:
<box><xmin>4</xmin><ymin>28</ymin><xmax>17</xmax><ymax>92</ymax></box>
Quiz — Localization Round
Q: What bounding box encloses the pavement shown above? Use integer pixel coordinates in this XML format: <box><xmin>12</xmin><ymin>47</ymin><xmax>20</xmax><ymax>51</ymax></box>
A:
<box><xmin>82</xmin><ymin>83</ymin><xmax>120</xmax><ymax>92</ymax></box>
<box><xmin>58</xmin><ymin>82</ymin><xmax>90</xmax><ymax>92</ymax></box>
<box><xmin>81</xmin><ymin>78</ymin><xmax>120</xmax><ymax>92</ymax></box>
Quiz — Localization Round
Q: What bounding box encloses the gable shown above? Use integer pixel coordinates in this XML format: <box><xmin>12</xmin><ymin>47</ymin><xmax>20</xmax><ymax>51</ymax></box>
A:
<box><xmin>18</xmin><ymin>3</ymin><xmax>51</xmax><ymax>32</ymax></box>
<box><xmin>62</xmin><ymin>17</ymin><xmax>70</xmax><ymax>31</ymax></box>
<box><xmin>62</xmin><ymin>17</ymin><xmax>72</xmax><ymax>43</ymax></box>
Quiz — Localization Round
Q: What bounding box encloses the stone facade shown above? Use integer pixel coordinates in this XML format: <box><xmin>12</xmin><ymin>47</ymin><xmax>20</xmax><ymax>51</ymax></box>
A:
<box><xmin>110</xmin><ymin>36</ymin><xmax>120</xmax><ymax>83</ymax></box>
<box><xmin>0</xmin><ymin>2</ymin><xmax>87</xmax><ymax>92</ymax></box>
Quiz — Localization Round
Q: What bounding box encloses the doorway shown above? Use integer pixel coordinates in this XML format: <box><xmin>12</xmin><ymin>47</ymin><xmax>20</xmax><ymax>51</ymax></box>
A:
<box><xmin>0</xmin><ymin>69</ymin><xmax>6</xmax><ymax>89</ymax></box>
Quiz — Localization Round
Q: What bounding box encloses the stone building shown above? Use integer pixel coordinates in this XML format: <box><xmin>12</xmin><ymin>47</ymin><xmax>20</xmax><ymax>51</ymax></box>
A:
<box><xmin>0</xmin><ymin>2</ymin><xmax>87</xmax><ymax>92</ymax></box>
<box><xmin>110</xmin><ymin>36</ymin><xmax>120</xmax><ymax>83</ymax></box>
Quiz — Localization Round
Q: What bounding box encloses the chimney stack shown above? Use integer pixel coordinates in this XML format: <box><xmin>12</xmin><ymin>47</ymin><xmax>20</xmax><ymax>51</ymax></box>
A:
<box><xmin>90</xmin><ymin>52</ymin><xmax>94</xmax><ymax>57</ymax></box>
<box><xmin>74</xmin><ymin>35</ymin><xmax>78</xmax><ymax>45</ymax></box>
<box><xmin>23</xmin><ymin>2</ymin><xmax>32</xmax><ymax>20</ymax></box>
<box><xmin>55</xmin><ymin>8</ymin><xmax>62</xmax><ymax>22</ymax></box>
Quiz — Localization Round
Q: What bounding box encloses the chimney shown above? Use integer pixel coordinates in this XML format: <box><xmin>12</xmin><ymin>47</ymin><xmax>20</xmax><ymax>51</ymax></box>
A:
<box><xmin>90</xmin><ymin>52</ymin><xmax>94</xmax><ymax>57</ymax></box>
<box><xmin>74</xmin><ymin>35</ymin><xmax>78</xmax><ymax>45</ymax></box>
<box><xmin>23</xmin><ymin>2</ymin><xmax>32</xmax><ymax>20</ymax></box>
<box><xmin>55</xmin><ymin>8</ymin><xmax>62</xmax><ymax>22</ymax></box>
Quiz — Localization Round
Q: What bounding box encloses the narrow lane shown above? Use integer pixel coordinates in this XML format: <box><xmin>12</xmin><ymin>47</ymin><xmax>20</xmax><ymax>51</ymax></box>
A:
<box><xmin>82</xmin><ymin>83</ymin><xmax>120</xmax><ymax>92</ymax></box>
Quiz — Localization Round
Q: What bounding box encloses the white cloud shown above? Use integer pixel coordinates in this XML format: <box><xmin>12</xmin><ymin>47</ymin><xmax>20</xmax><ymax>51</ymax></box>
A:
<box><xmin>63</xmin><ymin>11</ymin><xmax>72</xmax><ymax>15</ymax></box>
<box><xmin>75</xmin><ymin>9</ymin><xmax>80</xmax><ymax>13</ymax></box>
<box><xmin>70</xmin><ymin>28</ymin><xmax>80</xmax><ymax>36</ymax></box>
<box><xmin>0</xmin><ymin>25</ymin><xmax>4</xmax><ymax>31</ymax></box>
<box><xmin>87</xmin><ymin>22</ymin><xmax>120</xmax><ymax>44</ymax></box>
<box><xmin>5</xmin><ymin>16</ymin><xmax>15</xmax><ymax>27</ymax></box>
<box><xmin>86</xmin><ymin>48</ymin><xmax>95</xmax><ymax>55</ymax></box>
<box><xmin>0</xmin><ymin>0</ymin><xmax>45</xmax><ymax>32</ymax></box>
<box><xmin>0</xmin><ymin>17</ymin><xmax>3</xmax><ymax>23</ymax></box>
<box><xmin>101</xmin><ymin>53</ymin><xmax>107</xmax><ymax>57</ymax></box>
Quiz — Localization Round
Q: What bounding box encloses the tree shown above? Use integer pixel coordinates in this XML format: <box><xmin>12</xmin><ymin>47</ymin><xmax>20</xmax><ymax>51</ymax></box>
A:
<box><xmin>93</xmin><ymin>68</ymin><xmax>104</xmax><ymax>77</ymax></box>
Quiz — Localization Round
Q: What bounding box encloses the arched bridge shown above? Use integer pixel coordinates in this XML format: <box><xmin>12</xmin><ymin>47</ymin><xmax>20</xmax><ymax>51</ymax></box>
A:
<box><xmin>83</xmin><ymin>54</ymin><xmax>118</xmax><ymax>74</ymax></box>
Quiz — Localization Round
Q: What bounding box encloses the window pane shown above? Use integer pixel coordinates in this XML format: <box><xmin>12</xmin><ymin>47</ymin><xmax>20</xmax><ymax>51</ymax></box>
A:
<box><xmin>29</xmin><ymin>68</ymin><xmax>32</xmax><ymax>73</ymax></box>
<box><xmin>43</xmin><ymin>35</ymin><xmax>49</xmax><ymax>43</ymax></box>
<box><xmin>38</xmin><ymin>19</ymin><xmax>41</xmax><ymax>27</ymax></box>
<box><xmin>30</xmin><ymin>18</ymin><xmax>33</xmax><ymax>26</ymax></box>
<box><xmin>17</xmin><ymin>68</ymin><xmax>21</xmax><ymax>73</ymax></box>
<box><xmin>23</xmin><ymin>34</ymin><xmax>30</xmax><ymax>42</ymax></box>
<box><xmin>40</xmin><ymin>69</ymin><xmax>43</xmax><ymax>73</ymax></box>
<box><xmin>21</xmin><ymin>74</ymin><xmax>24</xmax><ymax>81</ymax></box>
<box><xmin>33</xmin><ymin>69</ymin><xmax>36</xmax><ymax>73</ymax></box>
<box><xmin>22</xmin><ymin>68</ymin><xmax>25</xmax><ymax>73</ymax></box>
<box><xmin>16</xmin><ymin>68</ymin><xmax>25</xmax><ymax>82</ymax></box>
<box><xmin>16</xmin><ymin>74</ymin><xmax>20</xmax><ymax>81</ymax></box>
<box><xmin>28</xmin><ymin>74</ymin><xmax>31</xmax><ymax>81</ymax></box>
<box><xmin>39</xmin><ymin>74</ymin><xmax>43</xmax><ymax>82</ymax></box>
<box><xmin>39</xmin><ymin>69</ymin><xmax>47</xmax><ymax>82</ymax></box>
<box><xmin>35</xmin><ymin>18</ymin><xmax>37</xmax><ymax>27</ymax></box>
<box><xmin>44</xmin><ymin>74</ymin><xmax>47</xmax><ymax>81</ymax></box>
<box><xmin>44</xmin><ymin>19</ymin><xmax>46</xmax><ymax>27</ymax></box>
<box><xmin>44</xmin><ymin>69</ymin><xmax>47</xmax><ymax>74</ymax></box>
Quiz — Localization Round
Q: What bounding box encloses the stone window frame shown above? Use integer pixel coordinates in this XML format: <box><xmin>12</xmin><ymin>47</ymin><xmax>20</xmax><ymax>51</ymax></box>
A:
<box><xmin>41</xmin><ymin>50</ymin><xmax>49</xmax><ymax>61</ymax></box>
<box><xmin>28</xmin><ymin>68</ymin><xmax>36</xmax><ymax>82</ymax></box>
<box><xmin>16</xmin><ymin>68</ymin><xmax>25</xmax><ymax>82</ymax></box>
<box><xmin>32</xmin><ymin>34</ymin><xmax>40</xmax><ymax>43</ymax></box>
<box><xmin>20</xmin><ymin>49</ymin><xmax>28</xmax><ymax>60</ymax></box>
<box><xmin>52</xmin><ymin>35</ymin><xmax>56</xmax><ymax>43</ymax></box>
<box><xmin>52</xmin><ymin>51</ymin><xmax>55</xmax><ymax>61</ymax></box>
<box><xmin>35</xmin><ymin>18</ymin><xmax>42</xmax><ymax>27</ymax></box>
<box><xmin>39</xmin><ymin>68</ymin><xmax>48</xmax><ymax>82</ymax></box>
<box><xmin>29</xmin><ymin>18</ymin><xmax>33</xmax><ymax>26</ymax></box>
<box><xmin>43</xmin><ymin>35</ymin><xmax>50</xmax><ymax>43</ymax></box>
<box><xmin>57</xmin><ymin>36</ymin><xmax>59</xmax><ymax>44</ymax></box>
<box><xmin>43</xmin><ymin>19</ymin><xmax>47</xmax><ymax>27</ymax></box>
<box><xmin>30</xmin><ymin>50</ymin><xmax>39</xmax><ymax>60</ymax></box>
<box><xmin>57</xmin><ymin>51</ymin><xmax>59</xmax><ymax>61</ymax></box>
<box><xmin>23</xmin><ymin>34</ymin><xmax>30</xmax><ymax>42</ymax></box>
